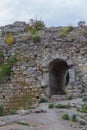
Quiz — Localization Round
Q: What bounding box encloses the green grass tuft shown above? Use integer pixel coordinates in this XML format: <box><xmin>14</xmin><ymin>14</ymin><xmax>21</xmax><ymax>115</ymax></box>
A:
<box><xmin>82</xmin><ymin>96</ymin><xmax>87</xmax><ymax>101</ymax></box>
<box><xmin>62</xmin><ymin>113</ymin><xmax>69</xmax><ymax>120</ymax></box>
<box><xmin>67</xmin><ymin>95</ymin><xmax>73</xmax><ymax>100</ymax></box>
<box><xmin>32</xmin><ymin>34</ymin><xmax>41</xmax><ymax>43</ymax></box>
<box><xmin>0</xmin><ymin>105</ymin><xmax>4</xmax><ymax>116</ymax></box>
<box><xmin>55</xmin><ymin>104</ymin><xmax>70</xmax><ymax>109</ymax></box>
<box><xmin>39</xmin><ymin>98</ymin><xmax>48</xmax><ymax>103</ymax></box>
<box><xmin>48</xmin><ymin>103</ymin><xmax>54</xmax><ymax>109</ymax></box>
<box><xmin>10</xmin><ymin>109</ymin><xmax>17</xmax><ymax>115</ymax></box>
<box><xmin>72</xmin><ymin>115</ymin><xmax>77</xmax><ymax>122</ymax></box>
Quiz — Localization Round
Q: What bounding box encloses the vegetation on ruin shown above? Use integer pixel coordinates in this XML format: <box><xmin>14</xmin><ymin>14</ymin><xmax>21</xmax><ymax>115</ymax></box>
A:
<box><xmin>0</xmin><ymin>105</ymin><xmax>4</xmax><ymax>116</ymax></box>
<box><xmin>60</xmin><ymin>26</ymin><xmax>74</xmax><ymax>37</ymax></box>
<box><xmin>17</xmin><ymin>121</ymin><xmax>29</xmax><ymax>126</ymax></box>
<box><xmin>32</xmin><ymin>33</ymin><xmax>41</xmax><ymax>43</ymax></box>
<box><xmin>55</xmin><ymin>104</ymin><xmax>70</xmax><ymax>109</ymax></box>
<box><xmin>10</xmin><ymin>109</ymin><xmax>17</xmax><ymax>115</ymax></box>
<box><xmin>62</xmin><ymin>113</ymin><xmax>69</xmax><ymax>120</ymax></box>
<box><xmin>0</xmin><ymin>55</ymin><xmax>17</xmax><ymax>83</ymax></box>
<box><xmin>39</xmin><ymin>98</ymin><xmax>48</xmax><ymax>103</ymax></box>
<box><xmin>0</xmin><ymin>52</ymin><xmax>4</xmax><ymax>65</ymax></box>
<box><xmin>48</xmin><ymin>103</ymin><xmax>54</xmax><ymax>109</ymax></box>
<box><xmin>82</xmin><ymin>96</ymin><xmax>87</xmax><ymax>101</ymax></box>
<box><xmin>71</xmin><ymin>114</ymin><xmax>77</xmax><ymax>122</ymax></box>
<box><xmin>67</xmin><ymin>95</ymin><xmax>73</xmax><ymax>100</ymax></box>
<box><xmin>77</xmin><ymin>104</ymin><xmax>87</xmax><ymax>113</ymax></box>
<box><xmin>26</xmin><ymin>18</ymin><xmax>45</xmax><ymax>33</ymax></box>
<box><xmin>5</xmin><ymin>33</ymin><xmax>16</xmax><ymax>44</ymax></box>
<box><xmin>62</xmin><ymin>113</ymin><xmax>77</xmax><ymax>122</ymax></box>
<box><xmin>0</xmin><ymin>52</ymin><xmax>4</xmax><ymax>58</ymax></box>
<box><xmin>25</xmin><ymin>18</ymin><xmax>45</xmax><ymax>43</ymax></box>
<box><xmin>20</xmin><ymin>95</ymin><xmax>32</xmax><ymax>108</ymax></box>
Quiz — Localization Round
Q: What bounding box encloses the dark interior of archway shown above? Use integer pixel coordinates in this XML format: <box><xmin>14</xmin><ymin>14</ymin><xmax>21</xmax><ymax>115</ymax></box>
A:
<box><xmin>49</xmin><ymin>59</ymin><xmax>69</xmax><ymax>96</ymax></box>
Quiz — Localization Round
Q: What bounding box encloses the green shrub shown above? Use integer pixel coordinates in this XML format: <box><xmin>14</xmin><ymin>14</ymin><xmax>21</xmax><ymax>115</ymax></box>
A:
<box><xmin>0</xmin><ymin>56</ymin><xmax>17</xmax><ymax>83</ymax></box>
<box><xmin>29</xmin><ymin>18</ymin><xmax>45</xmax><ymax>31</ymax></box>
<box><xmin>10</xmin><ymin>109</ymin><xmax>17</xmax><ymax>115</ymax></box>
<box><xmin>81</xmin><ymin>104</ymin><xmax>87</xmax><ymax>113</ymax></box>
<box><xmin>72</xmin><ymin>115</ymin><xmax>77</xmax><ymax>122</ymax></box>
<box><xmin>26</xmin><ymin>18</ymin><xmax>45</xmax><ymax>34</ymax></box>
<box><xmin>77</xmin><ymin>104</ymin><xmax>87</xmax><ymax>113</ymax></box>
<box><xmin>20</xmin><ymin>95</ymin><xmax>32</xmax><ymax>108</ymax></box>
<box><xmin>62</xmin><ymin>113</ymin><xmax>69</xmax><ymax>120</ymax></box>
<box><xmin>39</xmin><ymin>98</ymin><xmax>48</xmax><ymax>103</ymax></box>
<box><xmin>0</xmin><ymin>64</ymin><xmax>11</xmax><ymax>75</ymax></box>
<box><xmin>0</xmin><ymin>52</ymin><xmax>4</xmax><ymax>64</ymax></box>
<box><xmin>0</xmin><ymin>52</ymin><xmax>4</xmax><ymax>58</ymax></box>
<box><xmin>82</xmin><ymin>96</ymin><xmax>87</xmax><ymax>101</ymax></box>
<box><xmin>55</xmin><ymin>104</ymin><xmax>70</xmax><ymax>109</ymax></box>
<box><xmin>26</xmin><ymin>26</ymin><xmax>37</xmax><ymax>34</ymax></box>
<box><xmin>8</xmin><ymin>55</ymin><xmax>17</xmax><ymax>65</ymax></box>
<box><xmin>5</xmin><ymin>33</ymin><xmax>16</xmax><ymax>44</ymax></box>
<box><xmin>48</xmin><ymin>103</ymin><xmax>54</xmax><ymax>109</ymax></box>
<box><xmin>60</xmin><ymin>26</ymin><xmax>74</xmax><ymax>37</ymax></box>
<box><xmin>0</xmin><ymin>105</ymin><xmax>4</xmax><ymax>116</ymax></box>
<box><xmin>67</xmin><ymin>95</ymin><xmax>73</xmax><ymax>100</ymax></box>
<box><xmin>81</xmin><ymin>88</ymin><xmax>85</xmax><ymax>93</ymax></box>
<box><xmin>32</xmin><ymin>34</ymin><xmax>41</xmax><ymax>43</ymax></box>
<box><xmin>25</xmin><ymin>58</ymin><xmax>30</xmax><ymax>62</ymax></box>
<box><xmin>68</xmin><ymin>26</ymin><xmax>74</xmax><ymax>31</ymax></box>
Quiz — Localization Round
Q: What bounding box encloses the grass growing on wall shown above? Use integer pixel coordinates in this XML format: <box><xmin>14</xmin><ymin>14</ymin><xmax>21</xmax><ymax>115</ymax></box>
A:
<box><xmin>60</xmin><ymin>26</ymin><xmax>74</xmax><ymax>37</ymax></box>
<box><xmin>20</xmin><ymin>95</ymin><xmax>32</xmax><ymax>108</ymax></box>
<box><xmin>62</xmin><ymin>113</ymin><xmax>69</xmax><ymax>120</ymax></box>
<box><xmin>0</xmin><ymin>55</ymin><xmax>17</xmax><ymax>83</ymax></box>
<box><xmin>0</xmin><ymin>52</ymin><xmax>4</xmax><ymax>58</ymax></box>
<box><xmin>10</xmin><ymin>109</ymin><xmax>17</xmax><ymax>115</ymax></box>
<box><xmin>26</xmin><ymin>18</ymin><xmax>45</xmax><ymax>33</ymax></box>
<box><xmin>0</xmin><ymin>105</ymin><xmax>4</xmax><ymax>116</ymax></box>
<box><xmin>0</xmin><ymin>52</ymin><xmax>4</xmax><ymax>65</ymax></box>
<box><xmin>25</xmin><ymin>18</ymin><xmax>44</xmax><ymax>43</ymax></box>
<box><xmin>32</xmin><ymin>33</ymin><xmax>41</xmax><ymax>43</ymax></box>
<box><xmin>77</xmin><ymin>104</ymin><xmax>87</xmax><ymax>113</ymax></box>
<box><xmin>5</xmin><ymin>33</ymin><xmax>16</xmax><ymax>44</ymax></box>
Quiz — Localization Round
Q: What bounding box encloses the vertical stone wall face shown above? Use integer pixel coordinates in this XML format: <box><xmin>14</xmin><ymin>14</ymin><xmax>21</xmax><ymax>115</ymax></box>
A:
<box><xmin>0</xmin><ymin>22</ymin><xmax>87</xmax><ymax>113</ymax></box>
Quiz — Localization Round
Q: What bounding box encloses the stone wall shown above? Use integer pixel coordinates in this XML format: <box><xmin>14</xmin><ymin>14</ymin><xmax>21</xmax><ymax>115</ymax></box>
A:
<box><xmin>0</xmin><ymin>22</ymin><xmax>87</xmax><ymax>113</ymax></box>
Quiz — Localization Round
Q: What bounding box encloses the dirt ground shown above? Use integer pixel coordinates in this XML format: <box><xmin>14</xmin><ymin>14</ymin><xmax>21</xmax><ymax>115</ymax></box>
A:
<box><xmin>0</xmin><ymin>98</ymin><xmax>86</xmax><ymax>130</ymax></box>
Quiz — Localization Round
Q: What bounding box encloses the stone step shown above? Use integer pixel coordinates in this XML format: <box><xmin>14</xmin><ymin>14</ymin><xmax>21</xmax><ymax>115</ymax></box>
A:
<box><xmin>50</xmin><ymin>95</ymin><xmax>67</xmax><ymax>101</ymax></box>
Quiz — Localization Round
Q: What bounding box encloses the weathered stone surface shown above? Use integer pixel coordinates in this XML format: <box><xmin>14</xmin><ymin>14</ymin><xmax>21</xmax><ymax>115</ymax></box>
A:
<box><xmin>77</xmin><ymin>116</ymin><xmax>86</xmax><ymax>125</ymax></box>
<box><xmin>0</xmin><ymin>121</ymin><xmax>6</xmax><ymax>126</ymax></box>
<box><xmin>0</xmin><ymin>21</ymin><xmax>87</xmax><ymax>113</ymax></box>
<box><xmin>1</xmin><ymin>21</ymin><xmax>28</xmax><ymax>34</ymax></box>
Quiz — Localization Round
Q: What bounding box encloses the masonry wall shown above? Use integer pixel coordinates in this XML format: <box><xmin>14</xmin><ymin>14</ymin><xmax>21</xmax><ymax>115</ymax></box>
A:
<box><xmin>0</xmin><ymin>22</ymin><xmax>87</xmax><ymax>113</ymax></box>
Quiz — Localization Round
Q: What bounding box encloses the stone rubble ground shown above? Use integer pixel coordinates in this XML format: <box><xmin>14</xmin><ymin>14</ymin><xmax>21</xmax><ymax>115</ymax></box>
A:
<box><xmin>0</xmin><ymin>98</ymin><xmax>86</xmax><ymax>130</ymax></box>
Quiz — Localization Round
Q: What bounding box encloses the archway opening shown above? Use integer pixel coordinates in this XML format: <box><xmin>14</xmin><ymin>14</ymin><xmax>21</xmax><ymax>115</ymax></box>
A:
<box><xmin>49</xmin><ymin>59</ymin><xmax>69</xmax><ymax>96</ymax></box>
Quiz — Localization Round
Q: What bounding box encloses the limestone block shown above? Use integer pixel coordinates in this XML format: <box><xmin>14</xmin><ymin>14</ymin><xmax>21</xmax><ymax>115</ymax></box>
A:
<box><xmin>0</xmin><ymin>121</ymin><xmax>6</xmax><ymax>126</ymax></box>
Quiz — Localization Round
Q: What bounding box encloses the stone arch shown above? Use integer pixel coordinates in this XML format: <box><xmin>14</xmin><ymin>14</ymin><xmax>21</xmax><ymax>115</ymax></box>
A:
<box><xmin>41</xmin><ymin>51</ymin><xmax>74</xmax><ymax>68</ymax></box>
<box><xmin>40</xmin><ymin>51</ymin><xmax>76</xmax><ymax>96</ymax></box>
<box><xmin>49</xmin><ymin>59</ymin><xmax>69</xmax><ymax>96</ymax></box>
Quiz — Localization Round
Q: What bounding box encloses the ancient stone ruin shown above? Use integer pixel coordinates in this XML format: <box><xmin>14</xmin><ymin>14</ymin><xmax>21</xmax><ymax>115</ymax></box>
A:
<box><xmin>0</xmin><ymin>21</ymin><xmax>87</xmax><ymax>113</ymax></box>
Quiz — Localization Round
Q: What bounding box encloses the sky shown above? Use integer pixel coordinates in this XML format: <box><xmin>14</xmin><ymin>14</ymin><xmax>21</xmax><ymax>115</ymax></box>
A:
<box><xmin>0</xmin><ymin>0</ymin><xmax>87</xmax><ymax>27</ymax></box>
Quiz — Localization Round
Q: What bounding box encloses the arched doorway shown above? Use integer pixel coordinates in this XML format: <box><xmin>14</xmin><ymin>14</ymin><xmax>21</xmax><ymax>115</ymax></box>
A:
<box><xmin>49</xmin><ymin>59</ymin><xmax>69</xmax><ymax>96</ymax></box>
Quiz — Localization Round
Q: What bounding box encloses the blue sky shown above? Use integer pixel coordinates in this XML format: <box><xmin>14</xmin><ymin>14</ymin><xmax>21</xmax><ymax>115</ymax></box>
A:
<box><xmin>0</xmin><ymin>0</ymin><xmax>87</xmax><ymax>26</ymax></box>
